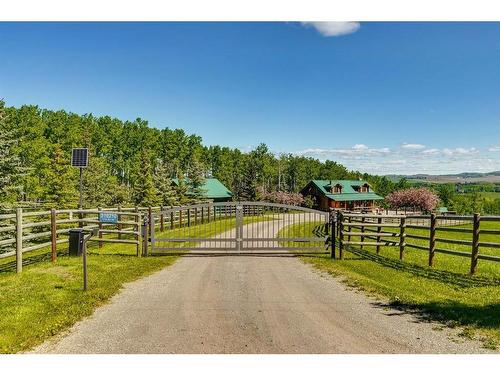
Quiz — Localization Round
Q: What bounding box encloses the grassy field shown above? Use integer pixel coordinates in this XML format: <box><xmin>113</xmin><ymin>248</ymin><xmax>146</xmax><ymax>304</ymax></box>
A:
<box><xmin>0</xmin><ymin>217</ymin><xmax>246</xmax><ymax>354</ymax></box>
<box><xmin>462</xmin><ymin>192</ymin><xmax>500</xmax><ymax>200</ymax></box>
<box><xmin>279</xmin><ymin>220</ymin><xmax>500</xmax><ymax>349</ymax></box>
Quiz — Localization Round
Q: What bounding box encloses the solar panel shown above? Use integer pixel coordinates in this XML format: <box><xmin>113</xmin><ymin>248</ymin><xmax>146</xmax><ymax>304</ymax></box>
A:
<box><xmin>71</xmin><ymin>148</ymin><xmax>89</xmax><ymax>167</ymax></box>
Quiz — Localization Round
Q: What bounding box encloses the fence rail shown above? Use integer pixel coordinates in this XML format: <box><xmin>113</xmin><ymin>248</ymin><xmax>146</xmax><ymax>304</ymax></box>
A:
<box><xmin>335</xmin><ymin>211</ymin><xmax>500</xmax><ymax>274</ymax></box>
<box><xmin>0</xmin><ymin>206</ymin><xmax>149</xmax><ymax>272</ymax></box>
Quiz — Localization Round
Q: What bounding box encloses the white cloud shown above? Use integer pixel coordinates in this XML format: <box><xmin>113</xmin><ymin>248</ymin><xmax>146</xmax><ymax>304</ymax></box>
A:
<box><xmin>301</xmin><ymin>22</ymin><xmax>360</xmax><ymax>37</ymax></box>
<box><xmin>401</xmin><ymin>143</ymin><xmax>426</xmax><ymax>150</ymax></box>
<box><xmin>293</xmin><ymin>144</ymin><xmax>500</xmax><ymax>175</ymax></box>
<box><xmin>488</xmin><ymin>146</ymin><xmax>500</xmax><ymax>152</ymax></box>
<box><xmin>296</xmin><ymin>144</ymin><xmax>391</xmax><ymax>159</ymax></box>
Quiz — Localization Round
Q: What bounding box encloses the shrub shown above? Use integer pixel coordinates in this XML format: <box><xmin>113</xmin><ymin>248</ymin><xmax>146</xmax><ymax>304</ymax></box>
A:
<box><xmin>386</xmin><ymin>187</ymin><xmax>439</xmax><ymax>212</ymax></box>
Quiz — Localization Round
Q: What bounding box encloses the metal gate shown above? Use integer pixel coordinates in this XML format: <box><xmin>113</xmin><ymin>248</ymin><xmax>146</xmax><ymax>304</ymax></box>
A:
<box><xmin>150</xmin><ymin>202</ymin><xmax>332</xmax><ymax>255</ymax></box>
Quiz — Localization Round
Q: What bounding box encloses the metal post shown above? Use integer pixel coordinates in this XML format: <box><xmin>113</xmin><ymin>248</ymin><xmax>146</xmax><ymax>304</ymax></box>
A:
<box><xmin>79</xmin><ymin>167</ymin><xmax>83</xmax><ymax>209</ymax></box>
<box><xmin>83</xmin><ymin>240</ymin><xmax>88</xmax><ymax>291</ymax></box>
<box><xmin>16</xmin><ymin>207</ymin><xmax>23</xmax><ymax>273</ymax></box>
<box><xmin>142</xmin><ymin>215</ymin><xmax>149</xmax><ymax>257</ymax></box>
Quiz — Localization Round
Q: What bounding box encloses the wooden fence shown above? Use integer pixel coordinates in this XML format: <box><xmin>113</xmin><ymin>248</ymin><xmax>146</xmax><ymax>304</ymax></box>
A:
<box><xmin>0</xmin><ymin>206</ymin><xmax>149</xmax><ymax>273</ymax></box>
<box><xmin>0</xmin><ymin>204</ymin><xmax>245</xmax><ymax>272</ymax></box>
<box><xmin>335</xmin><ymin>211</ymin><xmax>500</xmax><ymax>274</ymax></box>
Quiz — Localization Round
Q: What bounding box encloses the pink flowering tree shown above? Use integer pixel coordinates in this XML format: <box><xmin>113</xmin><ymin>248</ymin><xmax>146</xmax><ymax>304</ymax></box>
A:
<box><xmin>385</xmin><ymin>188</ymin><xmax>439</xmax><ymax>213</ymax></box>
<box><xmin>257</xmin><ymin>187</ymin><xmax>305</xmax><ymax>206</ymax></box>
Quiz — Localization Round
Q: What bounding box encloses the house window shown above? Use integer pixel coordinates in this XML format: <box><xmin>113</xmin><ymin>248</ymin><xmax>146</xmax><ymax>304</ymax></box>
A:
<box><xmin>332</xmin><ymin>184</ymin><xmax>342</xmax><ymax>194</ymax></box>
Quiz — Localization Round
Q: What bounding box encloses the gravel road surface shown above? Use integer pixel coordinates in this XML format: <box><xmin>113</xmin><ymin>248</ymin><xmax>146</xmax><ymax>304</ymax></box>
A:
<box><xmin>33</xmin><ymin>219</ymin><xmax>492</xmax><ymax>354</ymax></box>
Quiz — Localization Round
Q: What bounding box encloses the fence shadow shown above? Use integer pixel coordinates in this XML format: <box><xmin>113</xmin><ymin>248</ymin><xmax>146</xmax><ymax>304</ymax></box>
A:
<box><xmin>0</xmin><ymin>250</ymin><xmax>68</xmax><ymax>274</ymax></box>
<box><xmin>345</xmin><ymin>246</ymin><xmax>500</xmax><ymax>288</ymax></box>
<box><xmin>371</xmin><ymin>300</ymin><xmax>500</xmax><ymax>332</ymax></box>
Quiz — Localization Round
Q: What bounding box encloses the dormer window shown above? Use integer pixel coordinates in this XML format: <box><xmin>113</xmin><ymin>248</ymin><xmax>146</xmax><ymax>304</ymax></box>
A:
<box><xmin>362</xmin><ymin>183</ymin><xmax>370</xmax><ymax>193</ymax></box>
<box><xmin>332</xmin><ymin>184</ymin><xmax>342</xmax><ymax>194</ymax></box>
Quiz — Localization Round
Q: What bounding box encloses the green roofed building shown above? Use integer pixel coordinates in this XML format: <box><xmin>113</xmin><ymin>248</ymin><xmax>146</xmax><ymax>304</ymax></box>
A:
<box><xmin>300</xmin><ymin>180</ymin><xmax>383</xmax><ymax>211</ymax></box>
<box><xmin>171</xmin><ymin>178</ymin><xmax>233</xmax><ymax>202</ymax></box>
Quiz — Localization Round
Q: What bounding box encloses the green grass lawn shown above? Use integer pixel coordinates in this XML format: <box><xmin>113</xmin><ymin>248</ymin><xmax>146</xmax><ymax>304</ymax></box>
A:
<box><xmin>279</xmin><ymin>220</ymin><xmax>500</xmax><ymax>349</ymax></box>
<box><xmin>0</xmin><ymin>216</ymin><xmax>249</xmax><ymax>354</ymax></box>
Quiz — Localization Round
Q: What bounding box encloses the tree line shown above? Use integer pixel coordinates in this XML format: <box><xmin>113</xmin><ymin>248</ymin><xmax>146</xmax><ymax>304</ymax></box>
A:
<box><xmin>0</xmin><ymin>101</ymin><xmax>422</xmax><ymax>210</ymax></box>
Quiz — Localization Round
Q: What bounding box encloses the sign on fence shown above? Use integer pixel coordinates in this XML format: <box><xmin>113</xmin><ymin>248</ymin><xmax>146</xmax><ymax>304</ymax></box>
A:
<box><xmin>99</xmin><ymin>212</ymin><xmax>118</xmax><ymax>223</ymax></box>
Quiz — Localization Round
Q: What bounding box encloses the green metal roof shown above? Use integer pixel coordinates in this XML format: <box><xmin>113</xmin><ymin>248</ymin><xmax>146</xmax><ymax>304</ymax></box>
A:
<box><xmin>306</xmin><ymin>180</ymin><xmax>384</xmax><ymax>201</ymax></box>
<box><xmin>171</xmin><ymin>178</ymin><xmax>232</xmax><ymax>199</ymax></box>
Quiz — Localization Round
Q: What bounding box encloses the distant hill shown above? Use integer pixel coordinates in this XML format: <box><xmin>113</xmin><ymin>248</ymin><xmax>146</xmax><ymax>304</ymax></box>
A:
<box><xmin>385</xmin><ymin>171</ymin><xmax>500</xmax><ymax>184</ymax></box>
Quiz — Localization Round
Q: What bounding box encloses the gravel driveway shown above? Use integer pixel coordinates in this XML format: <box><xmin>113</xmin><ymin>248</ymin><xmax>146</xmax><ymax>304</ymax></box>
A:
<box><xmin>33</xmin><ymin>220</ymin><xmax>492</xmax><ymax>354</ymax></box>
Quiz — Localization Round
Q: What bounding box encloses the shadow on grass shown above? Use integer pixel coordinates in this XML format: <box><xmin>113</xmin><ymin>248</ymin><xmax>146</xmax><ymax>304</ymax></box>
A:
<box><xmin>0</xmin><ymin>250</ymin><xmax>68</xmax><ymax>274</ymax></box>
<box><xmin>372</xmin><ymin>300</ymin><xmax>500</xmax><ymax>332</ymax></box>
<box><xmin>345</xmin><ymin>246</ymin><xmax>500</xmax><ymax>288</ymax></box>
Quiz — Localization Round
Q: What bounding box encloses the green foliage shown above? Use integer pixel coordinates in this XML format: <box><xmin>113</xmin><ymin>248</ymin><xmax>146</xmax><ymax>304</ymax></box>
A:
<box><xmin>154</xmin><ymin>161</ymin><xmax>178</xmax><ymax>206</ymax></box>
<box><xmin>132</xmin><ymin>149</ymin><xmax>160</xmax><ymax>206</ymax></box>
<box><xmin>187</xmin><ymin>158</ymin><xmax>207</xmax><ymax>203</ymax></box>
<box><xmin>1</xmin><ymin>102</ymin><xmax>413</xmax><ymax>209</ymax></box>
<box><xmin>43</xmin><ymin>145</ymin><xmax>78</xmax><ymax>208</ymax></box>
<box><xmin>0</xmin><ymin>101</ymin><xmax>22</xmax><ymax>205</ymax></box>
<box><xmin>82</xmin><ymin>156</ymin><xmax>130</xmax><ymax>208</ymax></box>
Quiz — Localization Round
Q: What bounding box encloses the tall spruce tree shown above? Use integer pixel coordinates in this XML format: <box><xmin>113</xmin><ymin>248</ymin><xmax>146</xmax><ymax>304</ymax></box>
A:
<box><xmin>44</xmin><ymin>145</ymin><xmax>78</xmax><ymax>208</ymax></box>
<box><xmin>132</xmin><ymin>149</ymin><xmax>160</xmax><ymax>206</ymax></box>
<box><xmin>154</xmin><ymin>161</ymin><xmax>179</xmax><ymax>206</ymax></box>
<box><xmin>0</xmin><ymin>101</ymin><xmax>22</xmax><ymax>205</ymax></box>
<box><xmin>187</xmin><ymin>158</ymin><xmax>207</xmax><ymax>203</ymax></box>
<box><xmin>82</xmin><ymin>155</ymin><xmax>131</xmax><ymax>207</ymax></box>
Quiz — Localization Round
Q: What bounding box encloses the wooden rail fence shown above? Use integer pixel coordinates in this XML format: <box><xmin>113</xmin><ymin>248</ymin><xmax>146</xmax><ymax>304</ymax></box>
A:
<box><xmin>335</xmin><ymin>211</ymin><xmax>500</xmax><ymax>274</ymax></box>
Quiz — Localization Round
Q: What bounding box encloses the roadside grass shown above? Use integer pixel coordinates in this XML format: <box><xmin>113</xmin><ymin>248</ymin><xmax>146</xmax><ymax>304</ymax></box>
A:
<box><xmin>0</xmin><ymin>217</ymin><xmax>246</xmax><ymax>354</ymax></box>
<box><xmin>279</xmin><ymin>220</ymin><xmax>500</xmax><ymax>349</ymax></box>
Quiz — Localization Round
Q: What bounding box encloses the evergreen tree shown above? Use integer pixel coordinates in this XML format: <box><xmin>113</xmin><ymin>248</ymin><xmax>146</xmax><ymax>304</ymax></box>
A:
<box><xmin>82</xmin><ymin>156</ymin><xmax>131</xmax><ymax>207</ymax></box>
<box><xmin>132</xmin><ymin>149</ymin><xmax>160</xmax><ymax>206</ymax></box>
<box><xmin>44</xmin><ymin>145</ymin><xmax>78</xmax><ymax>208</ymax></box>
<box><xmin>187</xmin><ymin>158</ymin><xmax>207</xmax><ymax>203</ymax></box>
<box><xmin>154</xmin><ymin>161</ymin><xmax>179</xmax><ymax>206</ymax></box>
<box><xmin>175</xmin><ymin>174</ymin><xmax>191</xmax><ymax>205</ymax></box>
<box><xmin>0</xmin><ymin>101</ymin><xmax>22</xmax><ymax>205</ymax></box>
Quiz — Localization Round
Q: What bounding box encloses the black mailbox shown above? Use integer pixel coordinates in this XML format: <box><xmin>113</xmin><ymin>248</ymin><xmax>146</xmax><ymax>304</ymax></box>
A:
<box><xmin>68</xmin><ymin>228</ymin><xmax>84</xmax><ymax>256</ymax></box>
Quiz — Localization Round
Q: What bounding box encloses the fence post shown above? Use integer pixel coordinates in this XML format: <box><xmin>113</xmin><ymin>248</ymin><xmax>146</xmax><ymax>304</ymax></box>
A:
<box><xmin>428</xmin><ymin>213</ymin><xmax>436</xmax><ymax>267</ymax></box>
<box><xmin>16</xmin><ymin>207</ymin><xmax>23</xmax><ymax>273</ymax></box>
<box><xmin>171</xmin><ymin>211</ymin><xmax>174</xmax><ymax>230</ymax></box>
<box><xmin>347</xmin><ymin>216</ymin><xmax>351</xmax><ymax>243</ymax></box>
<box><xmin>148</xmin><ymin>207</ymin><xmax>153</xmax><ymax>243</ymax></box>
<box><xmin>98</xmin><ymin>206</ymin><xmax>103</xmax><ymax>248</ymax></box>
<box><xmin>329</xmin><ymin>210</ymin><xmax>336</xmax><ymax>259</ymax></box>
<box><xmin>187</xmin><ymin>209</ymin><xmax>191</xmax><ymax>227</ymax></box>
<box><xmin>399</xmin><ymin>216</ymin><xmax>406</xmax><ymax>260</ymax></box>
<box><xmin>376</xmin><ymin>216</ymin><xmax>382</xmax><ymax>255</ymax></box>
<box><xmin>160</xmin><ymin>205</ymin><xmax>165</xmax><ymax>232</ymax></box>
<box><xmin>360</xmin><ymin>216</ymin><xmax>365</xmax><ymax>250</ymax></box>
<box><xmin>135</xmin><ymin>206</ymin><xmax>140</xmax><ymax>257</ymax></box>
<box><xmin>142</xmin><ymin>214</ymin><xmax>149</xmax><ymax>257</ymax></box>
<box><xmin>338</xmin><ymin>211</ymin><xmax>344</xmax><ymax>260</ymax></box>
<box><xmin>51</xmin><ymin>208</ymin><xmax>57</xmax><ymax>262</ymax></box>
<box><xmin>470</xmin><ymin>213</ymin><xmax>480</xmax><ymax>275</ymax></box>
<box><xmin>117</xmin><ymin>206</ymin><xmax>122</xmax><ymax>240</ymax></box>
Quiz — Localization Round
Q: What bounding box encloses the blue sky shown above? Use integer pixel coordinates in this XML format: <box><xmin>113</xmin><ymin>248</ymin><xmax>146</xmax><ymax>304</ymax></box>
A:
<box><xmin>0</xmin><ymin>22</ymin><xmax>499</xmax><ymax>175</ymax></box>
